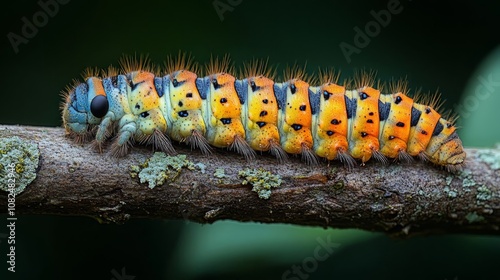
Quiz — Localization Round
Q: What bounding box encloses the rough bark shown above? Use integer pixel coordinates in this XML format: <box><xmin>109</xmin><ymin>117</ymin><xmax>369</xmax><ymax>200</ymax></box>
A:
<box><xmin>0</xmin><ymin>124</ymin><xmax>499</xmax><ymax>237</ymax></box>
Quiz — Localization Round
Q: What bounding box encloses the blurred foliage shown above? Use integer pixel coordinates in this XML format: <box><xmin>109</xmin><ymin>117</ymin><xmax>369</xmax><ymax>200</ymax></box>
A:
<box><xmin>1</xmin><ymin>0</ymin><xmax>500</xmax><ymax>279</ymax></box>
<box><xmin>459</xmin><ymin>46</ymin><xmax>500</xmax><ymax>147</ymax></box>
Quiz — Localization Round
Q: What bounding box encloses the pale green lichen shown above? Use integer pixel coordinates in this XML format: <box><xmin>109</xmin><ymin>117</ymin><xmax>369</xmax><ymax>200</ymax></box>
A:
<box><xmin>0</xmin><ymin>136</ymin><xmax>39</xmax><ymax>195</ymax></box>
<box><xmin>130</xmin><ymin>153</ymin><xmax>195</xmax><ymax>189</ymax></box>
<box><xmin>214</xmin><ymin>168</ymin><xmax>226</xmax><ymax>179</ymax></box>
<box><xmin>238</xmin><ymin>168</ymin><xmax>282</xmax><ymax>199</ymax></box>
<box><xmin>462</xmin><ymin>178</ymin><xmax>476</xmax><ymax>188</ymax></box>
<box><xmin>443</xmin><ymin>186</ymin><xmax>457</xmax><ymax>198</ymax></box>
<box><xmin>195</xmin><ymin>163</ymin><xmax>206</xmax><ymax>174</ymax></box>
<box><xmin>459</xmin><ymin>169</ymin><xmax>472</xmax><ymax>179</ymax></box>
<box><xmin>465</xmin><ymin>212</ymin><xmax>485</xmax><ymax>223</ymax></box>
<box><xmin>476</xmin><ymin>185</ymin><xmax>492</xmax><ymax>201</ymax></box>
<box><xmin>477</xmin><ymin>149</ymin><xmax>500</xmax><ymax>170</ymax></box>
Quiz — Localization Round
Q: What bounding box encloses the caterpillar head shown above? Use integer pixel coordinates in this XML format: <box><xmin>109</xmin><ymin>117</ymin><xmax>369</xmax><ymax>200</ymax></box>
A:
<box><xmin>430</xmin><ymin>132</ymin><xmax>466</xmax><ymax>171</ymax></box>
<box><xmin>62</xmin><ymin>77</ymin><xmax>108</xmax><ymax>141</ymax></box>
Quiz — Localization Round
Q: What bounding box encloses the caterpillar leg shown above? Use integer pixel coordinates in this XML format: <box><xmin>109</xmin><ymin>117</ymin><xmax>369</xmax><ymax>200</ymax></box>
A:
<box><xmin>91</xmin><ymin>114</ymin><xmax>114</xmax><ymax>152</ymax></box>
<box><xmin>110</xmin><ymin>118</ymin><xmax>136</xmax><ymax>157</ymax></box>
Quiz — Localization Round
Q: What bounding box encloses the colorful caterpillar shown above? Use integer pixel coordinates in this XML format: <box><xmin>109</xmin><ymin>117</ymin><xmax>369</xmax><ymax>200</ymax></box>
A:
<box><xmin>61</xmin><ymin>54</ymin><xmax>466</xmax><ymax>171</ymax></box>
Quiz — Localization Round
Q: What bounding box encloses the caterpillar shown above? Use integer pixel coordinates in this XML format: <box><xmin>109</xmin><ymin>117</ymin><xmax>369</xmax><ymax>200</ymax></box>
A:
<box><xmin>61</xmin><ymin>54</ymin><xmax>466</xmax><ymax>171</ymax></box>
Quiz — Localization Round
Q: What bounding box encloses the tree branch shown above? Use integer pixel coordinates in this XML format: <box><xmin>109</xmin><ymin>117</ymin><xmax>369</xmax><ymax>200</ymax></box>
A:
<box><xmin>1</xmin><ymin>124</ymin><xmax>499</xmax><ymax>237</ymax></box>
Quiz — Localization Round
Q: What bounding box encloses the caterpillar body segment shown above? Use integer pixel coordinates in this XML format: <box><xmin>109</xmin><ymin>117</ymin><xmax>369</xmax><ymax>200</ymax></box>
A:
<box><xmin>378</xmin><ymin>92</ymin><xmax>413</xmax><ymax>161</ymax></box>
<box><xmin>312</xmin><ymin>83</ymin><xmax>351</xmax><ymax>165</ymax></box>
<box><xmin>61</xmin><ymin>56</ymin><xmax>466</xmax><ymax>170</ymax></box>
<box><xmin>160</xmin><ymin>70</ymin><xmax>208</xmax><ymax>151</ymax></box>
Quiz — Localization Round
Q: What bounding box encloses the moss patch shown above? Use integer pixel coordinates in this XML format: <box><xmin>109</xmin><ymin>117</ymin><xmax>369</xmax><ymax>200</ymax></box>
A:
<box><xmin>214</xmin><ymin>168</ymin><xmax>226</xmax><ymax>179</ymax></box>
<box><xmin>476</xmin><ymin>185</ymin><xmax>492</xmax><ymax>202</ymax></box>
<box><xmin>443</xmin><ymin>186</ymin><xmax>457</xmax><ymax>198</ymax></box>
<box><xmin>0</xmin><ymin>136</ymin><xmax>40</xmax><ymax>195</ymax></box>
<box><xmin>477</xmin><ymin>149</ymin><xmax>500</xmax><ymax>170</ymax></box>
<box><xmin>239</xmin><ymin>168</ymin><xmax>282</xmax><ymax>199</ymax></box>
<box><xmin>130</xmin><ymin>153</ymin><xmax>195</xmax><ymax>189</ymax></box>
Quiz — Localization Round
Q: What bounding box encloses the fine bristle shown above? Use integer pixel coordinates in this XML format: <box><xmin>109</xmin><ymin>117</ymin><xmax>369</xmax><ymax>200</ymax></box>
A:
<box><xmin>446</xmin><ymin>163</ymin><xmax>464</xmax><ymax>173</ymax></box>
<box><xmin>141</xmin><ymin>129</ymin><xmax>177</xmax><ymax>156</ymax></box>
<box><xmin>414</xmin><ymin>90</ymin><xmax>445</xmax><ymax>112</ymax></box>
<box><xmin>164</xmin><ymin>51</ymin><xmax>199</xmax><ymax>74</ymax></box>
<box><xmin>301</xmin><ymin>143</ymin><xmax>318</xmax><ymax>165</ymax></box>
<box><xmin>388</xmin><ymin>78</ymin><xmax>409</xmax><ymax>94</ymax></box>
<box><xmin>187</xmin><ymin>130</ymin><xmax>213</xmax><ymax>155</ymax></box>
<box><xmin>101</xmin><ymin>65</ymin><xmax>119</xmax><ymax>77</ymax></box>
<box><xmin>317</xmin><ymin>68</ymin><xmax>340</xmax><ymax>85</ymax></box>
<box><xmin>110</xmin><ymin>139</ymin><xmax>130</xmax><ymax>157</ymax></box>
<box><xmin>240</xmin><ymin>58</ymin><xmax>276</xmax><ymax>79</ymax></box>
<box><xmin>353</xmin><ymin>69</ymin><xmax>376</xmax><ymax>89</ymax></box>
<box><xmin>268</xmin><ymin>139</ymin><xmax>288</xmax><ymax>163</ymax></box>
<box><xmin>418</xmin><ymin>152</ymin><xmax>429</xmax><ymax>162</ymax></box>
<box><xmin>68</xmin><ymin>124</ymin><xmax>97</xmax><ymax>144</ymax></box>
<box><xmin>372</xmin><ymin>149</ymin><xmax>388</xmax><ymax>165</ymax></box>
<box><xmin>81</xmin><ymin>67</ymin><xmax>100</xmax><ymax>80</ymax></box>
<box><xmin>375</xmin><ymin>79</ymin><xmax>386</xmax><ymax>93</ymax></box>
<box><xmin>119</xmin><ymin>54</ymin><xmax>157</xmax><ymax>75</ymax></box>
<box><xmin>205</xmin><ymin>54</ymin><xmax>233</xmax><ymax>75</ymax></box>
<box><xmin>337</xmin><ymin>150</ymin><xmax>356</xmax><ymax>170</ymax></box>
<box><xmin>59</xmin><ymin>80</ymin><xmax>78</xmax><ymax>112</ymax></box>
<box><xmin>446</xmin><ymin>112</ymin><xmax>460</xmax><ymax>125</ymax></box>
<box><xmin>69</xmin><ymin>130</ymin><xmax>94</xmax><ymax>145</ymax></box>
<box><xmin>90</xmin><ymin>139</ymin><xmax>106</xmax><ymax>153</ymax></box>
<box><xmin>397</xmin><ymin>150</ymin><xmax>414</xmax><ymax>163</ymax></box>
<box><xmin>283</xmin><ymin>62</ymin><xmax>316</xmax><ymax>85</ymax></box>
<box><xmin>230</xmin><ymin>135</ymin><xmax>256</xmax><ymax>161</ymax></box>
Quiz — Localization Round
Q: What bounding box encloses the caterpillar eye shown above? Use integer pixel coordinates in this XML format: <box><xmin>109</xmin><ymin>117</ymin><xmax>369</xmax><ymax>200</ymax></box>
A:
<box><xmin>140</xmin><ymin>112</ymin><xmax>150</xmax><ymax>118</ymax></box>
<box><xmin>172</xmin><ymin>79</ymin><xmax>179</xmax><ymax>87</ymax></box>
<box><xmin>323</xmin><ymin>90</ymin><xmax>330</xmax><ymax>101</ymax></box>
<box><xmin>250</xmin><ymin>81</ymin><xmax>257</xmax><ymax>92</ymax></box>
<box><xmin>395</xmin><ymin>96</ymin><xmax>403</xmax><ymax>104</ymax></box>
<box><xmin>212</xmin><ymin>78</ymin><xmax>220</xmax><ymax>89</ymax></box>
<box><xmin>90</xmin><ymin>95</ymin><xmax>109</xmax><ymax>118</ymax></box>
<box><xmin>290</xmin><ymin>83</ymin><xmax>297</xmax><ymax>94</ymax></box>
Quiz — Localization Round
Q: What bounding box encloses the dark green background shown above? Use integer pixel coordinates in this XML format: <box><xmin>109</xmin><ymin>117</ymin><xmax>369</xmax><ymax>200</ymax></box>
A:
<box><xmin>1</xmin><ymin>0</ymin><xmax>499</xmax><ymax>279</ymax></box>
